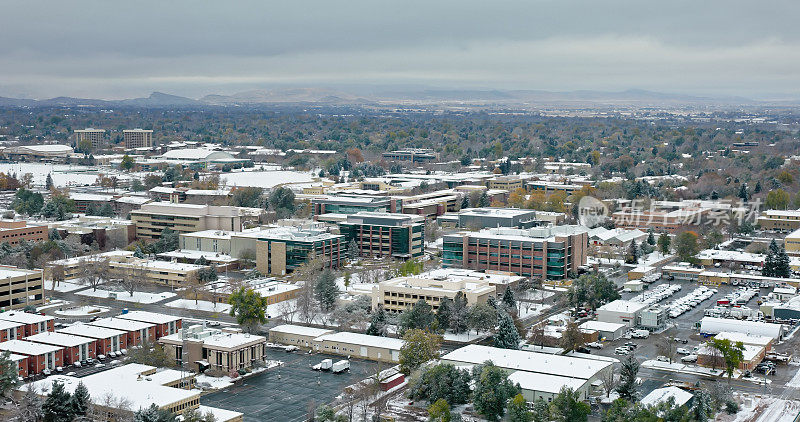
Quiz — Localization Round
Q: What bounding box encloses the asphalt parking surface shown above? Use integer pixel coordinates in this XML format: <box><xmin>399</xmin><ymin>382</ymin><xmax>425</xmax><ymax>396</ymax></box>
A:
<box><xmin>200</xmin><ymin>351</ymin><xmax>379</xmax><ymax>422</ymax></box>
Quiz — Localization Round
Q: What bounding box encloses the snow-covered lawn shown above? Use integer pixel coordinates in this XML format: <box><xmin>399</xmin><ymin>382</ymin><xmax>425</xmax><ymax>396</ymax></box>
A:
<box><xmin>642</xmin><ymin>359</ymin><xmax>736</xmax><ymax>379</ymax></box>
<box><xmin>165</xmin><ymin>299</ymin><xmax>232</xmax><ymax>313</ymax></box>
<box><xmin>442</xmin><ymin>331</ymin><xmax>486</xmax><ymax>342</ymax></box>
<box><xmin>221</xmin><ymin>169</ymin><xmax>314</xmax><ymax>188</ymax></box>
<box><xmin>725</xmin><ymin>397</ymin><xmax>800</xmax><ymax>422</ymax></box>
<box><xmin>49</xmin><ymin>281</ymin><xmax>88</xmax><ymax>293</ymax></box>
<box><xmin>517</xmin><ymin>302</ymin><xmax>551</xmax><ymax>319</ymax></box>
<box><xmin>76</xmin><ymin>288</ymin><xmax>176</xmax><ymax>304</ymax></box>
<box><xmin>54</xmin><ymin>305</ymin><xmax>110</xmax><ymax>317</ymax></box>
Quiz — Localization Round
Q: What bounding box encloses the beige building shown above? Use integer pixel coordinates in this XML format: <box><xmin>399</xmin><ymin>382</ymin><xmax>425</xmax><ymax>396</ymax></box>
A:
<box><xmin>123</xmin><ymin>129</ymin><xmax>153</xmax><ymax>149</ymax></box>
<box><xmin>269</xmin><ymin>325</ymin><xmax>404</xmax><ymax>363</ymax></box>
<box><xmin>0</xmin><ymin>266</ymin><xmax>44</xmax><ymax>311</ymax></box>
<box><xmin>269</xmin><ymin>324</ymin><xmax>335</xmax><ymax>349</ymax></box>
<box><xmin>785</xmin><ymin>228</ymin><xmax>800</xmax><ymax>256</ymax></box>
<box><xmin>371</xmin><ymin>272</ymin><xmax>496</xmax><ymax>313</ymax></box>
<box><xmin>758</xmin><ymin>210</ymin><xmax>800</xmax><ymax>232</ymax></box>
<box><xmin>159</xmin><ymin>325</ymin><xmax>267</xmax><ymax>374</ymax></box>
<box><xmin>131</xmin><ymin>203</ymin><xmax>264</xmax><ymax>239</ymax></box>
<box><xmin>74</xmin><ymin>128</ymin><xmax>106</xmax><ymax>149</ymax></box>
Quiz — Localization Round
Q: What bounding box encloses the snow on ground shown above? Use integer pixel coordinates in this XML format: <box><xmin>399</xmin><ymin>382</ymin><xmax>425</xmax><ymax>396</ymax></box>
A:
<box><xmin>195</xmin><ymin>361</ymin><xmax>282</xmax><ymax>390</ymax></box>
<box><xmin>220</xmin><ymin>169</ymin><xmax>314</xmax><ymax>188</ymax></box>
<box><xmin>517</xmin><ymin>302</ymin><xmax>551</xmax><ymax>319</ymax></box>
<box><xmin>76</xmin><ymin>288</ymin><xmax>176</xmax><ymax>304</ymax></box>
<box><xmin>0</xmin><ymin>162</ymin><xmax>132</xmax><ymax>188</ymax></box>
<box><xmin>727</xmin><ymin>397</ymin><xmax>800</xmax><ymax>422</ymax></box>
<box><xmin>165</xmin><ymin>298</ymin><xmax>232</xmax><ymax>313</ymax></box>
<box><xmin>519</xmin><ymin>289</ymin><xmax>555</xmax><ymax>301</ymax></box>
<box><xmin>785</xmin><ymin>365</ymin><xmax>800</xmax><ymax>388</ymax></box>
<box><xmin>442</xmin><ymin>331</ymin><xmax>486</xmax><ymax>342</ymax></box>
<box><xmin>49</xmin><ymin>281</ymin><xmax>88</xmax><ymax>293</ymax></box>
<box><xmin>54</xmin><ymin>305</ymin><xmax>110</xmax><ymax>316</ymax></box>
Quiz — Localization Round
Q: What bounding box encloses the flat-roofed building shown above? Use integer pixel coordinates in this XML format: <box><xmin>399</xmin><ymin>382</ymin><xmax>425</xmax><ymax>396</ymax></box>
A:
<box><xmin>117</xmin><ymin>311</ymin><xmax>182</xmax><ymax>339</ymax></box>
<box><xmin>159</xmin><ymin>325</ymin><xmax>267</xmax><ymax>373</ymax></box>
<box><xmin>697</xmin><ymin>343</ymin><xmax>765</xmax><ymax>372</ymax></box>
<box><xmin>0</xmin><ymin>220</ymin><xmax>47</xmax><ymax>246</ymax></box>
<box><xmin>25</xmin><ymin>331</ymin><xmax>96</xmax><ymax>364</ymax></box>
<box><xmin>0</xmin><ymin>267</ymin><xmax>45</xmax><ymax>311</ymax></box>
<box><xmin>207</xmin><ymin>278</ymin><xmax>300</xmax><ymax>306</ymax></box>
<box><xmin>9</xmin><ymin>353</ymin><xmax>28</xmax><ymax>378</ymax></box>
<box><xmin>371</xmin><ymin>272</ymin><xmax>496</xmax><ymax>313</ymax></box>
<box><xmin>442</xmin><ymin>225</ymin><xmax>588</xmax><ymax>280</ymax></box>
<box><xmin>0</xmin><ymin>340</ymin><xmax>63</xmax><ymax>375</ymax></box>
<box><xmin>338</xmin><ymin>212</ymin><xmax>424</xmax><ymax>259</ymax></box>
<box><xmin>0</xmin><ymin>319</ymin><xmax>23</xmax><ymax>342</ymax></box>
<box><xmin>443</xmin><ymin>208</ymin><xmax>553</xmax><ymax>230</ymax></box>
<box><xmin>268</xmin><ymin>324</ymin><xmax>335</xmax><ymax>349</ymax></box>
<box><xmin>234</xmin><ymin>226</ymin><xmax>343</xmax><ymax>276</ymax></box>
<box><xmin>0</xmin><ymin>310</ymin><xmax>53</xmax><ymax>337</ymax></box>
<box><xmin>786</xmin><ymin>228</ymin><xmax>800</xmax><ymax>256</ymax></box>
<box><xmin>311</xmin><ymin>195</ymin><xmax>401</xmax><ymax>216</ymax></box>
<box><xmin>508</xmin><ymin>370</ymin><xmax>588</xmax><ymax>403</ymax></box>
<box><xmin>57</xmin><ymin>323</ymin><xmax>127</xmax><ymax>355</ymax></box>
<box><xmin>123</xmin><ymin>129</ymin><xmax>153</xmax><ymax>149</ymax></box>
<box><xmin>758</xmin><ymin>210</ymin><xmax>800</xmax><ymax>232</ymax></box>
<box><xmin>74</xmin><ymin>128</ymin><xmax>106</xmax><ymax>149</ymax></box>
<box><xmin>440</xmin><ymin>344</ymin><xmax>614</xmax><ymax>402</ymax></box>
<box><xmin>312</xmin><ymin>331</ymin><xmax>404</xmax><ymax>363</ymax></box>
<box><xmin>179</xmin><ymin>229</ymin><xmax>233</xmax><ymax>254</ymax></box>
<box><xmin>131</xmin><ymin>203</ymin><xmax>264</xmax><ymax>239</ymax></box>
<box><xmin>401</xmin><ymin>190</ymin><xmax>463</xmax><ymax>218</ymax></box>
<box><xmin>596</xmin><ymin>300</ymin><xmax>649</xmax><ymax>327</ymax></box>
<box><xmin>487</xmin><ymin>176</ymin><xmax>524</xmax><ymax>191</ymax></box>
<box><xmin>714</xmin><ymin>331</ymin><xmax>774</xmax><ymax>352</ymax></box>
<box><xmin>381</xmin><ymin>148</ymin><xmax>438</xmax><ymax>163</ymax></box>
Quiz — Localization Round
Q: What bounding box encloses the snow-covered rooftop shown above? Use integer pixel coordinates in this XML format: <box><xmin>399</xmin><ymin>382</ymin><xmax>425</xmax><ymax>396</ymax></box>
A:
<box><xmin>117</xmin><ymin>311</ymin><xmax>182</xmax><ymax>325</ymax></box>
<box><xmin>314</xmin><ymin>331</ymin><xmax>405</xmax><ymax>350</ymax></box>
<box><xmin>0</xmin><ymin>311</ymin><xmax>54</xmax><ymax>325</ymax></box>
<box><xmin>507</xmin><ymin>370</ymin><xmax>587</xmax><ymax>394</ymax></box>
<box><xmin>25</xmin><ymin>331</ymin><xmax>96</xmax><ymax>348</ymax></box>
<box><xmin>270</xmin><ymin>324</ymin><xmax>334</xmax><ymax>338</ymax></box>
<box><xmin>0</xmin><ymin>339</ymin><xmax>63</xmax><ymax>356</ymax></box>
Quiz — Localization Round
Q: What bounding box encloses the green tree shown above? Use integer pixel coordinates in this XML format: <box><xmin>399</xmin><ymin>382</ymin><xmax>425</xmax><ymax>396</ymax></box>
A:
<box><xmin>765</xmin><ymin>188</ymin><xmax>790</xmax><ymax>210</ymax></box>
<box><xmin>228</xmin><ymin>287</ymin><xmax>268</xmax><ymax>332</ymax></box>
<box><xmin>128</xmin><ymin>340</ymin><xmax>174</xmax><ymax>368</ymax></box>
<box><xmin>625</xmin><ymin>241</ymin><xmax>639</xmax><ymax>264</ymax></box>
<box><xmin>231</xmin><ymin>187</ymin><xmax>263</xmax><ymax>208</ymax></box>
<box><xmin>407</xmin><ymin>363</ymin><xmax>471</xmax><ymax>405</ymax></box>
<box><xmin>314</xmin><ymin>268</ymin><xmax>340</xmax><ymax>312</ymax></box>
<box><xmin>738</xmin><ymin>183</ymin><xmax>749</xmax><ymax>202</ymax></box>
<box><xmin>467</xmin><ymin>303</ymin><xmax>497</xmax><ymax>335</ymax></box>
<box><xmin>449</xmin><ymin>292</ymin><xmax>469</xmax><ymax>334</ymax></box>
<box><xmin>507</xmin><ymin>393</ymin><xmax>532</xmax><ymax>422</ymax></box>
<box><xmin>472</xmin><ymin>361</ymin><xmax>520</xmax><ymax>421</ymax></box>
<box><xmin>268</xmin><ymin>186</ymin><xmax>296</xmax><ymax>218</ymax></box>
<box><xmin>531</xmin><ymin>397</ymin><xmax>550</xmax><ymax>422</ymax></box>
<box><xmin>42</xmin><ymin>381</ymin><xmax>74</xmax><ymax>422</ymax></box>
<box><xmin>435</xmin><ymin>297</ymin><xmax>452</xmax><ymax>331</ymax></box>
<box><xmin>494</xmin><ymin>312</ymin><xmax>520</xmax><ymax>350</ymax></box>
<box><xmin>45</xmin><ymin>173</ymin><xmax>54</xmax><ymax>190</ymax></box>
<box><xmin>120</xmin><ymin>154</ymin><xmax>135</xmax><ymax>171</ymax></box>
<box><xmin>0</xmin><ymin>351</ymin><xmax>20</xmax><ymax>397</ymax></box>
<box><xmin>366</xmin><ymin>304</ymin><xmax>388</xmax><ymax>336</ymax></box>
<box><xmin>691</xmin><ymin>389</ymin><xmax>713</xmax><ymax>422</ymax></box>
<box><xmin>347</xmin><ymin>239</ymin><xmax>360</xmax><ymax>261</ymax></box>
<box><xmin>708</xmin><ymin>338</ymin><xmax>745</xmax><ymax>381</ymax></box>
<box><xmin>99</xmin><ymin>202</ymin><xmax>115</xmax><ymax>217</ymax></box>
<box><xmin>428</xmin><ymin>398</ymin><xmax>453</xmax><ymax>422</ymax></box>
<box><xmin>559</xmin><ymin>321</ymin><xmax>584</xmax><ymax>353</ymax></box>
<box><xmin>41</xmin><ymin>194</ymin><xmax>77</xmax><ymax>221</ymax></box>
<box><xmin>549</xmin><ymin>386</ymin><xmax>590</xmax><ymax>422</ymax></box>
<box><xmin>646</xmin><ymin>228</ymin><xmax>656</xmax><ymax>246</ymax></box>
<box><xmin>616</xmin><ymin>355</ymin><xmax>640</xmax><ymax>401</ymax></box>
<box><xmin>674</xmin><ymin>231</ymin><xmax>699</xmax><ymax>263</ymax></box>
<box><xmin>658</xmin><ymin>233</ymin><xmax>671</xmax><ymax>255</ymax></box>
<box><xmin>315</xmin><ymin>404</ymin><xmax>345</xmax><ymax>422</ymax></box>
<box><xmin>400</xmin><ymin>299</ymin><xmax>435</xmax><ymax>332</ymax></box>
<box><xmin>70</xmin><ymin>381</ymin><xmax>90</xmax><ymax>418</ymax></box>
<box><xmin>501</xmin><ymin>288</ymin><xmax>516</xmax><ymax>310</ymax></box>
<box><xmin>12</xmin><ymin>188</ymin><xmax>44</xmax><ymax>215</ymax></box>
<box><xmin>399</xmin><ymin>329</ymin><xmax>442</xmax><ymax>374</ymax></box>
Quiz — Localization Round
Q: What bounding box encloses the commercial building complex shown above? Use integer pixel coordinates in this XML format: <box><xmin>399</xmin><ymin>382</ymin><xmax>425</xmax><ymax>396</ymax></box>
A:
<box><xmin>338</xmin><ymin>212</ymin><xmax>424</xmax><ymax>259</ymax></box>
<box><xmin>442</xmin><ymin>225</ymin><xmax>588</xmax><ymax>280</ymax></box>
<box><xmin>123</xmin><ymin>129</ymin><xmax>154</xmax><ymax>149</ymax></box>
<box><xmin>0</xmin><ymin>267</ymin><xmax>45</xmax><ymax>311</ymax></box>
<box><xmin>371</xmin><ymin>272</ymin><xmax>496</xmax><ymax>313</ymax></box>
<box><xmin>311</xmin><ymin>195</ymin><xmax>401</xmax><ymax>216</ymax></box>
<box><xmin>438</xmin><ymin>208</ymin><xmax>557</xmax><ymax>229</ymax></box>
<box><xmin>158</xmin><ymin>325</ymin><xmax>267</xmax><ymax>373</ymax></box>
<box><xmin>246</xmin><ymin>226</ymin><xmax>344</xmax><ymax>275</ymax></box>
<box><xmin>758</xmin><ymin>210</ymin><xmax>800</xmax><ymax>232</ymax></box>
<box><xmin>381</xmin><ymin>148</ymin><xmax>438</xmax><ymax>163</ymax></box>
<box><xmin>0</xmin><ymin>220</ymin><xmax>48</xmax><ymax>246</ymax></box>
<box><xmin>131</xmin><ymin>203</ymin><xmax>264</xmax><ymax>239</ymax></box>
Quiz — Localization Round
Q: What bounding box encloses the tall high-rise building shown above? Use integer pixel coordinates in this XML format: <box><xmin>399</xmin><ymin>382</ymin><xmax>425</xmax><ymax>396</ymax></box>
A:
<box><xmin>73</xmin><ymin>128</ymin><xmax>106</xmax><ymax>149</ymax></box>
<box><xmin>123</xmin><ymin>128</ymin><xmax>153</xmax><ymax>149</ymax></box>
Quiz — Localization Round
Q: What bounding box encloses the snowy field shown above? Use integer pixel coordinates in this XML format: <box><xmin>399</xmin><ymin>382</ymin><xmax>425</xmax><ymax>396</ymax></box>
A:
<box><xmin>165</xmin><ymin>298</ymin><xmax>232</xmax><ymax>313</ymax></box>
<box><xmin>517</xmin><ymin>302</ymin><xmax>551</xmax><ymax>319</ymax></box>
<box><xmin>220</xmin><ymin>169</ymin><xmax>315</xmax><ymax>188</ymax></box>
<box><xmin>54</xmin><ymin>305</ymin><xmax>110</xmax><ymax>317</ymax></box>
<box><xmin>76</xmin><ymin>288</ymin><xmax>176</xmax><ymax>304</ymax></box>
<box><xmin>0</xmin><ymin>162</ymin><xmax>131</xmax><ymax>188</ymax></box>
<box><xmin>725</xmin><ymin>397</ymin><xmax>800</xmax><ymax>422</ymax></box>
<box><xmin>49</xmin><ymin>281</ymin><xmax>88</xmax><ymax>293</ymax></box>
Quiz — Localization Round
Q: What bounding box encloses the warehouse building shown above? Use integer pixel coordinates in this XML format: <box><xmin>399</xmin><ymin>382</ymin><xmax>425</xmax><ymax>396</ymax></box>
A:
<box><xmin>578</xmin><ymin>321</ymin><xmax>627</xmax><ymax>341</ymax></box>
<box><xmin>595</xmin><ymin>300</ymin><xmax>649</xmax><ymax>328</ymax></box>
<box><xmin>699</xmin><ymin>317</ymin><xmax>785</xmax><ymax>340</ymax></box>
<box><xmin>268</xmin><ymin>325</ymin><xmax>335</xmax><ymax>349</ymax></box>
<box><xmin>312</xmin><ymin>332</ymin><xmax>404</xmax><ymax>363</ymax></box>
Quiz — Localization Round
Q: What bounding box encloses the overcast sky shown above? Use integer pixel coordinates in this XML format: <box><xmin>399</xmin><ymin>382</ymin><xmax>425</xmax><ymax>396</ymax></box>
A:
<box><xmin>1</xmin><ymin>1</ymin><xmax>798</xmax><ymax>99</ymax></box>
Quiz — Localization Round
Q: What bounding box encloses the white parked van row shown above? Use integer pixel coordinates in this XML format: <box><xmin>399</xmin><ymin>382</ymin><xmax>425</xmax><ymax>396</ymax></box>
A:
<box><xmin>667</xmin><ymin>286</ymin><xmax>716</xmax><ymax>318</ymax></box>
<box><xmin>630</xmin><ymin>284</ymin><xmax>682</xmax><ymax>305</ymax></box>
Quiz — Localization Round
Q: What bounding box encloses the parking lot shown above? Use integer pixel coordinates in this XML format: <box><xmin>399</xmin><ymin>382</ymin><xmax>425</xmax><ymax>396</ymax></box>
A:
<box><xmin>200</xmin><ymin>351</ymin><xmax>379</xmax><ymax>422</ymax></box>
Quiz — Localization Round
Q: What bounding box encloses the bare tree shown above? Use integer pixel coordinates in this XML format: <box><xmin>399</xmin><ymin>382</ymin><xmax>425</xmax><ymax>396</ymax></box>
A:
<box><xmin>79</xmin><ymin>256</ymin><xmax>109</xmax><ymax>291</ymax></box>
<box><xmin>657</xmin><ymin>333</ymin><xmax>677</xmax><ymax>364</ymax></box>
<box><xmin>296</xmin><ymin>280</ymin><xmax>318</xmax><ymax>325</ymax></box>
<box><xmin>601</xmin><ymin>369</ymin><xmax>618</xmax><ymax>398</ymax></box>
<box><xmin>276</xmin><ymin>298</ymin><xmax>298</xmax><ymax>323</ymax></box>
<box><xmin>12</xmin><ymin>385</ymin><xmax>43</xmax><ymax>422</ymax></box>
<box><xmin>528</xmin><ymin>322</ymin><xmax>547</xmax><ymax>349</ymax></box>
<box><xmin>119</xmin><ymin>262</ymin><xmax>146</xmax><ymax>297</ymax></box>
<box><xmin>183</xmin><ymin>272</ymin><xmax>205</xmax><ymax>305</ymax></box>
<box><xmin>50</xmin><ymin>264</ymin><xmax>65</xmax><ymax>290</ymax></box>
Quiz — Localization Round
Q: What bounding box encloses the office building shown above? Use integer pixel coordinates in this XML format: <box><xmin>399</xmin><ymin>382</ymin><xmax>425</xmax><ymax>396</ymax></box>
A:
<box><xmin>596</xmin><ymin>300</ymin><xmax>649</xmax><ymax>327</ymax></box>
<box><xmin>0</xmin><ymin>220</ymin><xmax>47</xmax><ymax>246</ymax></box>
<box><xmin>381</xmin><ymin>148</ymin><xmax>438</xmax><ymax>163</ymax></box>
<box><xmin>371</xmin><ymin>272</ymin><xmax>496</xmax><ymax>313</ymax></box>
<box><xmin>73</xmin><ymin>128</ymin><xmax>106</xmax><ymax>149</ymax></box>
<box><xmin>442</xmin><ymin>225</ymin><xmax>588</xmax><ymax>280</ymax></box>
<box><xmin>785</xmin><ymin>228</ymin><xmax>800</xmax><ymax>256</ymax></box>
<box><xmin>0</xmin><ymin>268</ymin><xmax>45</xmax><ymax>312</ymax></box>
<box><xmin>230</xmin><ymin>226</ymin><xmax>343</xmax><ymax>275</ymax></box>
<box><xmin>338</xmin><ymin>212</ymin><xmax>424</xmax><ymax>259</ymax></box>
<box><xmin>311</xmin><ymin>195</ymin><xmax>401</xmax><ymax>216</ymax></box>
<box><xmin>123</xmin><ymin>129</ymin><xmax>154</xmax><ymax>149</ymax></box>
<box><xmin>158</xmin><ymin>325</ymin><xmax>267</xmax><ymax>373</ymax></box>
<box><xmin>439</xmin><ymin>208</ymin><xmax>557</xmax><ymax>230</ymax></box>
<box><xmin>131</xmin><ymin>202</ymin><xmax>264</xmax><ymax>239</ymax></box>
<box><xmin>758</xmin><ymin>210</ymin><xmax>800</xmax><ymax>232</ymax></box>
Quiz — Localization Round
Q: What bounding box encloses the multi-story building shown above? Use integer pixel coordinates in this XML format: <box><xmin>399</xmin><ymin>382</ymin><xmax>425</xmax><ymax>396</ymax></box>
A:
<box><xmin>759</xmin><ymin>210</ymin><xmax>800</xmax><ymax>232</ymax></box>
<box><xmin>242</xmin><ymin>226</ymin><xmax>344</xmax><ymax>275</ymax></box>
<box><xmin>118</xmin><ymin>311</ymin><xmax>182</xmax><ymax>339</ymax></box>
<box><xmin>371</xmin><ymin>273</ymin><xmax>496</xmax><ymax>313</ymax></box>
<box><xmin>73</xmin><ymin>128</ymin><xmax>106</xmax><ymax>149</ymax></box>
<box><xmin>0</xmin><ymin>220</ymin><xmax>47</xmax><ymax>246</ymax></box>
<box><xmin>179</xmin><ymin>229</ymin><xmax>233</xmax><ymax>254</ymax></box>
<box><xmin>786</xmin><ymin>228</ymin><xmax>800</xmax><ymax>256</ymax></box>
<box><xmin>0</xmin><ymin>267</ymin><xmax>45</xmax><ymax>311</ymax></box>
<box><xmin>57</xmin><ymin>323</ymin><xmax>128</xmax><ymax>355</ymax></box>
<box><xmin>612</xmin><ymin>207</ymin><xmax>708</xmax><ymax>234</ymax></box>
<box><xmin>442</xmin><ymin>225</ymin><xmax>588</xmax><ymax>280</ymax></box>
<box><xmin>25</xmin><ymin>331</ymin><xmax>96</xmax><ymax>365</ymax></box>
<box><xmin>439</xmin><ymin>208</ymin><xmax>557</xmax><ymax>230</ymax></box>
<box><xmin>486</xmin><ymin>176</ymin><xmax>524</xmax><ymax>191</ymax></box>
<box><xmin>0</xmin><ymin>340</ymin><xmax>63</xmax><ymax>375</ymax></box>
<box><xmin>159</xmin><ymin>325</ymin><xmax>267</xmax><ymax>374</ymax></box>
<box><xmin>338</xmin><ymin>212</ymin><xmax>424</xmax><ymax>259</ymax></box>
<box><xmin>311</xmin><ymin>195</ymin><xmax>401</xmax><ymax>216</ymax></box>
<box><xmin>123</xmin><ymin>129</ymin><xmax>153</xmax><ymax>149</ymax></box>
<box><xmin>381</xmin><ymin>148</ymin><xmax>438</xmax><ymax>163</ymax></box>
<box><xmin>131</xmin><ymin>203</ymin><xmax>264</xmax><ymax>239</ymax></box>
<box><xmin>401</xmin><ymin>190</ymin><xmax>463</xmax><ymax>218</ymax></box>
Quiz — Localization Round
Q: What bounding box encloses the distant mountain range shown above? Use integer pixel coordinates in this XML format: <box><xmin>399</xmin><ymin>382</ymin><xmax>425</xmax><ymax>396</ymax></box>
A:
<box><xmin>0</xmin><ymin>87</ymin><xmax>795</xmax><ymax>108</ymax></box>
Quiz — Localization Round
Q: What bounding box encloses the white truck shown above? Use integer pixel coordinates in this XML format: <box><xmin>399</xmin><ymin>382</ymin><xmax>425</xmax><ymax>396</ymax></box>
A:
<box><xmin>313</xmin><ymin>359</ymin><xmax>333</xmax><ymax>371</ymax></box>
<box><xmin>632</xmin><ymin>330</ymin><xmax>650</xmax><ymax>339</ymax></box>
<box><xmin>332</xmin><ymin>360</ymin><xmax>350</xmax><ymax>373</ymax></box>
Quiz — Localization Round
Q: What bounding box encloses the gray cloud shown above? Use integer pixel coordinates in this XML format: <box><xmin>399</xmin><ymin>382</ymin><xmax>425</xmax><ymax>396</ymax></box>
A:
<box><xmin>1</xmin><ymin>0</ymin><xmax>798</xmax><ymax>99</ymax></box>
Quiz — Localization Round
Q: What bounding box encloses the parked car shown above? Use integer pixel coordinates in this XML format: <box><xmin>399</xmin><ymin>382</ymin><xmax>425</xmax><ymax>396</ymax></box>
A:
<box><xmin>657</xmin><ymin>355</ymin><xmax>669</xmax><ymax>362</ymax></box>
<box><xmin>587</xmin><ymin>342</ymin><xmax>603</xmax><ymax>349</ymax></box>
<box><xmin>615</xmin><ymin>347</ymin><xmax>630</xmax><ymax>355</ymax></box>
<box><xmin>676</xmin><ymin>348</ymin><xmax>691</xmax><ymax>355</ymax></box>
<box><xmin>681</xmin><ymin>354</ymin><xmax>698</xmax><ymax>363</ymax></box>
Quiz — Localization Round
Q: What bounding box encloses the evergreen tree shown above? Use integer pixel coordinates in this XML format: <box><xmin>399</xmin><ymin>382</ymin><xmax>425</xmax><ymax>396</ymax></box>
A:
<box><xmin>494</xmin><ymin>312</ymin><xmax>520</xmax><ymax>349</ymax></box>
<box><xmin>501</xmin><ymin>288</ymin><xmax>516</xmax><ymax>310</ymax></box>
<box><xmin>775</xmin><ymin>245</ymin><xmax>792</xmax><ymax>278</ymax></box>
<box><xmin>366</xmin><ymin>305</ymin><xmax>388</xmax><ymax>336</ymax></box>
<box><xmin>0</xmin><ymin>351</ymin><xmax>20</xmax><ymax>397</ymax></box>
<box><xmin>347</xmin><ymin>239</ymin><xmax>360</xmax><ymax>261</ymax></box>
<box><xmin>449</xmin><ymin>292</ymin><xmax>469</xmax><ymax>334</ymax></box>
<box><xmin>625</xmin><ymin>240</ymin><xmax>639</xmax><ymax>264</ymax></box>
<box><xmin>507</xmin><ymin>394</ymin><xmax>532</xmax><ymax>422</ymax></box>
<box><xmin>45</xmin><ymin>173</ymin><xmax>54</xmax><ymax>190</ymax></box>
<box><xmin>407</xmin><ymin>363</ymin><xmax>471</xmax><ymax>405</ymax></box>
<box><xmin>763</xmin><ymin>239</ymin><xmax>779</xmax><ymax>277</ymax></box>
<box><xmin>314</xmin><ymin>269</ymin><xmax>340</xmax><ymax>312</ymax></box>
<box><xmin>478</xmin><ymin>192</ymin><xmax>489</xmax><ymax>207</ymax></box>
<box><xmin>616</xmin><ymin>355</ymin><xmax>640</xmax><ymax>401</ymax></box>
<box><xmin>472</xmin><ymin>362</ymin><xmax>520</xmax><ymax>421</ymax></box>
<box><xmin>487</xmin><ymin>296</ymin><xmax>498</xmax><ymax>309</ymax></box>
<box><xmin>84</xmin><ymin>203</ymin><xmax>98</xmax><ymax>216</ymax></box>
<box><xmin>646</xmin><ymin>228</ymin><xmax>656</xmax><ymax>246</ymax></box>
<box><xmin>549</xmin><ymin>386</ymin><xmax>590</xmax><ymax>422</ymax></box>
<box><xmin>435</xmin><ymin>297</ymin><xmax>452</xmax><ymax>331</ymax></box>
<box><xmin>691</xmin><ymin>389</ymin><xmax>713</xmax><ymax>422</ymax></box>
<box><xmin>658</xmin><ymin>233</ymin><xmax>671</xmax><ymax>255</ymax></box>
<box><xmin>134</xmin><ymin>404</ymin><xmax>177</xmax><ymax>422</ymax></box>
<box><xmin>754</xmin><ymin>181</ymin><xmax>762</xmax><ymax>193</ymax></box>
<box><xmin>531</xmin><ymin>397</ymin><xmax>550</xmax><ymax>422</ymax></box>
<box><xmin>70</xmin><ymin>381</ymin><xmax>90</xmax><ymax>418</ymax></box>
<box><xmin>42</xmin><ymin>381</ymin><xmax>74</xmax><ymax>422</ymax></box>
<box><xmin>399</xmin><ymin>299</ymin><xmax>434</xmax><ymax>332</ymax></box>
<box><xmin>738</xmin><ymin>183</ymin><xmax>749</xmax><ymax>202</ymax></box>
<box><xmin>133</xmin><ymin>245</ymin><xmax>146</xmax><ymax>259</ymax></box>
<box><xmin>99</xmin><ymin>203</ymin><xmax>114</xmax><ymax>217</ymax></box>
<box><xmin>461</xmin><ymin>196</ymin><xmax>469</xmax><ymax>210</ymax></box>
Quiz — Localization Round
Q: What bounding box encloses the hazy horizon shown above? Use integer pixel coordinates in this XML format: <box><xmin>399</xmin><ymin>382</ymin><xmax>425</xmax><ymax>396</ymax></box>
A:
<box><xmin>2</xmin><ymin>1</ymin><xmax>799</xmax><ymax>100</ymax></box>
